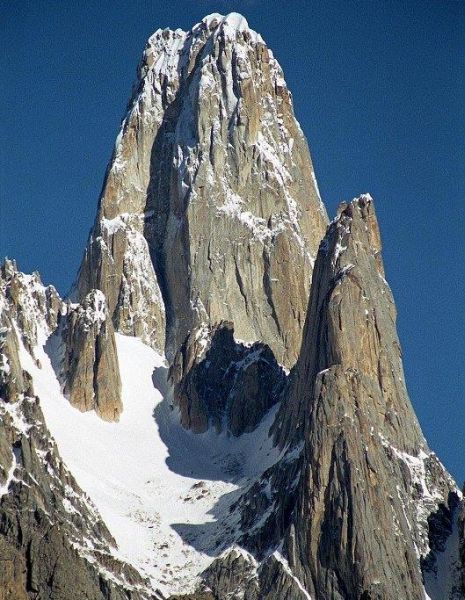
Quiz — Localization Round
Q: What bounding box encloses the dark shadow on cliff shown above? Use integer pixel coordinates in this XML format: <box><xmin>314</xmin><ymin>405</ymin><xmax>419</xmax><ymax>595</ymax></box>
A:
<box><xmin>152</xmin><ymin>364</ymin><xmax>244</xmax><ymax>482</ymax></box>
<box><xmin>171</xmin><ymin>484</ymin><xmax>244</xmax><ymax>558</ymax></box>
<box><xmin>142</xmin><ymin>32</ymin><xmax>210</xmax><ymax>362</ymax></box>
<box><xmin>152</xmin><ymin>361</ymin><xmax>281</xmax><ymax>482</ymax></box>
<box><xmin>422</xmin><ymin>490</ymin><xmax>461</xmax><ymax>599</ymax></box>
<box><xmin>151</xmin><ymin>361</ymin><xmax>295</xmax><ymax>560</ymax></box>
<box><xmin>168</xmin><ymin>429</ymin><xmax>303</xmax><ymax>559</ymax></box>
<box><xmin>44</xmin><ymin>320</ymin><xmax>65</xmax><ymax>386</ymax></box>
<box><xmin>151</xmin><ymin>320</ymin><xmax>286</xmax><ymax>480</ymax></box>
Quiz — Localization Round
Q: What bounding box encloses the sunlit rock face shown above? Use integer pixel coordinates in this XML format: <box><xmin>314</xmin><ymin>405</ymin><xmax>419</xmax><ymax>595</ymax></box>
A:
<box><xmin>61</xmin><ymin>290</ymin><xmax>123</xmax><ymax>422</ymax></box>
<box><xmin>76</xmin><ymin>12</ymin><xmax>327</xmax><ymax>374</ymax></box>
<box><xmin>276</xmin><ymin>196</ymin><xmax>459</xmax><ymax>600</ymax></box>
<box><xmin>1</xmin><ymin>12</ymin><xmax>463</xmax><ymax>600</ymax></box>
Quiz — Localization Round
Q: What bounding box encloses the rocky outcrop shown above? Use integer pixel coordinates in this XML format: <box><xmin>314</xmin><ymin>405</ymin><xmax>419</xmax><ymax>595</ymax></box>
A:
<box><xmin>186</xmin><ymin>195</ymin><xmax>461</xmax><ymax>600</ymax></box>
<box><xmin>0</xmin><ymin>259</ymin><xmax>63</xmax><ymax>358</ymax></box>
<box><xmin>0</xmin><ymin>294</ymin><xmax>159</xmax><ymax>599</ymax></box>
<box><xmin>170</xmin><ymin>321</ymin><xmax>286</xmax><ymax>434</ymax></box>
<box><xmin>75</xmin><ymin>13</ymin><xmax>327</xmax><ymax>387</ymax></box>
<box><xmin>195</xmin><ymin>547</ymin><xmax>314</xmax><ymax>600</ymax></box>
<box><xmin>75</xmin><ymin>212</ymin><xmax>166</xmax><ymax>354</ymax></box>
<box><xmin>458</xmin><ymin>500</ymin><xmax>465</xmax><ymax>598</ymax></box>
<box><xmin>201</xmin><ymin>547</ymin><xmax>260</xmax><ymax>599</ymax></box>
<box><xmin>61</xmin><ymin>290</ymin><xmax>123</xmax><ymax>421</ymax></box>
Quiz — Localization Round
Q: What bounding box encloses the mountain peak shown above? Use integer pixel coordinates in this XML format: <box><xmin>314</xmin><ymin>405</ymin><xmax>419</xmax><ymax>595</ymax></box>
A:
<box><xmin>2</xmin><ymin>12</ymin><xmax>462</xmax><ymax>600</ymax></box>
<box><xmin>141</xmin><ymin>12</ymin><xmax>266</xmax><ymax>91</ymax></box>
<box><xmin>78</xmin><ymin>9</ymin><xmax>327</xmax><ymax>369</ymax></box>
<box><xmin>202</xmin><ymin>11</ymin><xmax>248</xmax><ymax>28</ymax></box>
<box><xmin>148</xmin><ymin>12</ymin><xmax>263</xmax><ymax>41</ymax></box>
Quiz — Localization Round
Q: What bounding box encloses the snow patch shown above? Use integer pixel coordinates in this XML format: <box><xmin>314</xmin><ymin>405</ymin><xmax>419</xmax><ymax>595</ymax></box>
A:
<box><xmin>21</xmin><ymin>332</ymin><xmax>280</xmax><ymax>596</ymax></box>
<box><xmin>0</xmin><ymin>449</ymin><xmax>17</xmax><ymax>498</ymax></box>
<box><xmin>201</xmin><ymin>13</ymin><xmax>264</xmax><ymax>44</ymax></box>
<box><xmin>216</xmin><ymin>191</ymin><xmax>284</xmax><ymax>243</ymax></box>
<box><xmin>272</xmin><ymin>551</ymin><xmax>313</xmax><ymax>599</ymax></box>
<box><xmin>0</xmin><ymin>396</ymin><xmax>33</xmax><ymax>436</ymax></box>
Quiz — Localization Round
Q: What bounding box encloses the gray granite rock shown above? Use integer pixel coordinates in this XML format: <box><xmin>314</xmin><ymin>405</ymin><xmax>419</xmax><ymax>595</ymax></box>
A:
<box><xmin>62</xmin><ymin>290</ymin><xmax>123</xmax><ymax>421</ymax></box>
<box><xmin>170</xmin><ymin>321</ymin><xmax>286</xmax><ymax>435</ymax></box>
<box><xmin>276</xmin><ymin>196</ymin><xmax>458</xmax><ymax>600</ymax></box>
<box><xmin>75</xmin><ymin>13</ymin><xmax>328</xmax><ymax>389</ymax></box>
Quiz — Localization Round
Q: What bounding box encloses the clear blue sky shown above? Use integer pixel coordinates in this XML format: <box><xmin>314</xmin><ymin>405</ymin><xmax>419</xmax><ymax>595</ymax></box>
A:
<box><xmin>2</xmin><ymin>1</ymin><xmax>464</xmax><ymax>481</ymax></box>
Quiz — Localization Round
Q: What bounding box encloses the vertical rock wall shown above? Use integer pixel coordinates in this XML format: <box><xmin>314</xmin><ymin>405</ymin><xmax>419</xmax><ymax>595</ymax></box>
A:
<box><xmin>76</xmin><ymin>14</ymin><xmax>328</xmax><ymax>377</ymax></box>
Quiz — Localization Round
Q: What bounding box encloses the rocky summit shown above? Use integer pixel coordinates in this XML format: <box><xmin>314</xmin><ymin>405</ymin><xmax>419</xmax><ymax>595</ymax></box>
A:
<box><xmin>1</xmin><ymin>12</ymin><xmax>463</xmax><ymax>600</ymax></box>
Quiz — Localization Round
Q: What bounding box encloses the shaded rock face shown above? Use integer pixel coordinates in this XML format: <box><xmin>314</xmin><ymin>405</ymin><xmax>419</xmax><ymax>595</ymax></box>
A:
<box><xmin>170</xmin><ymin>321</ymin><xmax>286</xmax><ymax>435</ymax></box>
<box><xmin>76</xmin><ymin>13</ymin><xmax>327</xmax><ymax>376</ymax></box>
<box><xmin>196</xmin><ymin>547</ymin><xmax>312</xmax><ymax>600</ymax></box>
<box><xmin>458</xmin><ymin>499</ymin><xmax>465</xmax><ymax>597</ymax></box>
<box><xmin>201</xmin><ymin>548</ymin><xmax>260</xmax><ymax>599</ymax></box>
<box><xmin>62</xmin><ymin>290</ymin><xmax>123</xmax><ymax>421</ymax></box>
<box><xmin>275</xmin><ymin>196</ymin><xmax>458</xmax><ymax>600</ymax></box>
<box><xmin>0</xmin><ymin>298</ymin><xmax>156</xmax><ymax>600</ymax></box>
<box><xmin>427</xmin><ymin>495</ymin><xmax>458</xmax><ymax>555</ymax></box>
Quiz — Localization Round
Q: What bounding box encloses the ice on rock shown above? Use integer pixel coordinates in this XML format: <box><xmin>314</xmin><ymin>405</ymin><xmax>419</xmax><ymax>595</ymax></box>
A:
<box><xmin>272</xmin><ymin>552</ymin><xmax>313</xmax><ymax>600</ymax></box>
<box><xmin>200</xmin><ymin>12</ymin><xmax>264</xmax><ymax>43</ymax></box>
<box><xmin>0</xmin><ymin>450</ymin><xmax>17</xmax><ymax>498</ymax></box>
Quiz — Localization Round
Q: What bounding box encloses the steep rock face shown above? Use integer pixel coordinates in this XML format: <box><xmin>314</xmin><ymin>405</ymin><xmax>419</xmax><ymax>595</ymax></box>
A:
<box><xmin>76</xmin><ymin>212</ymin><xmax>166</xmax><ymax>354</ymax></box>
<box><xmin>458</xmin><ymin>501</ymin><xmax>465</xmax><ymax>597</ymax></box>
<box><xmin>0</xmin><ymin>292</ymin><xmax>158</xmax><ymax>599</ymax></box>
<box><xmin>76</xmin><ymin>13</ymin><xmax>328</xmax><ymax>382</ymax></box>
<box><xmin>143</xmin><ymin>13</ymin><xmax>328</xmax><ymax>370</ymax></box>
<box><xmin>201</xmin><ymin>547</ymin><xmax>260</xmax><ymax>599</ymax></box>
<box><xmin>61</xmin><ymin>290</ymin><xmax>123</xmax><ymax>421</ymax></box>
<box><xmin>195</xmin><ymin>547</ymin><xmax>313</xmax><ymax>600</ymax></box>
<box><xmin>422</xmin><ymin>494</ymin><xmax>463</xmax><ymax>599</ymax></box>
<box><xmin>195</xmin><ymin>196</ymin><xmax>462</xmax><ymax>600</ymax></box>
<box><xmin>278</xmin><ymin>196</ymin><xmax>458</xmax><ymax>600</ymax></box>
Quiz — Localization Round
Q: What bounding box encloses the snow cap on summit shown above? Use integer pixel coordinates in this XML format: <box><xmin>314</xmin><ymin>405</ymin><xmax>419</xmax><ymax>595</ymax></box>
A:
<box><xmin>202</xmin><ymin>12</ymin><xmax>248</xmax><ymax>29</ymax></box>
<box><xmin>146</xmin><ymin>12</ymin><xmax>263</xmax><ymax>52</ymax></box>
<box><xmin>200</xmin><ymin>12</ymin><xmax>264</xmax><ymax>42</ymax></box>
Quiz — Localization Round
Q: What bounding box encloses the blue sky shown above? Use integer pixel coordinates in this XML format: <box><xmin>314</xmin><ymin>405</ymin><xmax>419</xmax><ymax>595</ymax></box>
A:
<box><xmin>2</xmin><ymin>1</ymin><xmax>465</xmax><ymax>480</ymax></box>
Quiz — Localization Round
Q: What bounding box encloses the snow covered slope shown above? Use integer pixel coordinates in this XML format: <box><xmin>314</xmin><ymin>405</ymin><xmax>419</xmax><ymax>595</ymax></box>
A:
<box><xmin>19</xmin><ymin>331</ymin><xmax>281</xmax><ymax>596</ymax></box>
